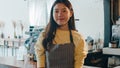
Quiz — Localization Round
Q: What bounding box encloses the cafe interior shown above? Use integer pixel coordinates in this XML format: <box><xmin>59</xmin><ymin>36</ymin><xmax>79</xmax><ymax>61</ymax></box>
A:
<box><xmin>0</xmin><ymin>0</ymin><xmax>120</xmax><ymax>68</ymax></box>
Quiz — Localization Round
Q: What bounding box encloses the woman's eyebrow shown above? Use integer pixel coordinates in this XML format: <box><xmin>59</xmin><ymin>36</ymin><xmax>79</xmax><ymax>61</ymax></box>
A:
<box><xmin>54</xmin><ymin>7</ymin><xmax>67</xmax><ymax>10</ymax></box>
<box><xmin>54</xmin><ymin>9</ymin><xmax>58</xmax><ymax>10</ymax></box>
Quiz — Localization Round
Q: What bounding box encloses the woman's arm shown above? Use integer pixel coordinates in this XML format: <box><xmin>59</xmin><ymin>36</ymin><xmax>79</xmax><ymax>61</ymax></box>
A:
<box><xmin>74</xmin><ymin>36</ymin><xmax>88</xmax><ymax>68</ymax></box>
<box><xmin>35</xmin><ymin>49</ymin><xmax>45</xmax><ymax>68</ymax></box>
<box><xmin>34</xmin><ymin>32</ymin><xmax>45</xmax><ymax>68</ymax></box>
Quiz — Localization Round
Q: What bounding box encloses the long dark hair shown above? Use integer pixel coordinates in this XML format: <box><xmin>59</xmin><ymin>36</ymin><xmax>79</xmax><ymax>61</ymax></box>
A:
<box><xmin>42</xmin><ymin>0</ymin><xmax>76</xmax><ymax>50</ymax></box>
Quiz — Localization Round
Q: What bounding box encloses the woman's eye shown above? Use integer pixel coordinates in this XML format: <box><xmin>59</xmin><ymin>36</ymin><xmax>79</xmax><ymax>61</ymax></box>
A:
<box><xmin>55</xmin><ymin>11</ymin><xmax>59</xmax><ymax>13</ymax></box>
<box><xmin>63</xmin><ymin>10</ymin><xmax>66</xmax><ymax>12</ymax></box>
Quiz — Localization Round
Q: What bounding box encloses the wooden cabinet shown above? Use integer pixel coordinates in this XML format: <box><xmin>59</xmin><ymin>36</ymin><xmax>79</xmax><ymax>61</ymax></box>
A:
<box><xmin>118</xmin><ymin>0</ymin><xmax>120</xmax><ymax>18</ymax></box>
<box><xmin>84</xmin><ymin>50</ymin><xmax>108</xmax><ymax>68</ymax></box>
<box><xmin>111</xmin><ymin>0</ymin><xmax>120</xmax><ymax>24</ymax></box>
<box><xmin>103</xmin><ymin>48</ymin><xmax>120</xmax><ymax>67</ymax></box>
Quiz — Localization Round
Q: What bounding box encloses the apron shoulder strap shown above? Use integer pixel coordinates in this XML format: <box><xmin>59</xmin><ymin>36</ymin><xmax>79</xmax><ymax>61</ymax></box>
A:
<box><xmin>69</xmin><ymin>30</ymin><xmax>74</xmax><ymax>43</ymax></box>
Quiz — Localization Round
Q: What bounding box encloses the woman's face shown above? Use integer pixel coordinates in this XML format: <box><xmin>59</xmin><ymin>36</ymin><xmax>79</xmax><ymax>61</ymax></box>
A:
<box><xmin>53</xmin><ymin>3</ymin><xmax>72</xmax><ymax>26</ymax></box>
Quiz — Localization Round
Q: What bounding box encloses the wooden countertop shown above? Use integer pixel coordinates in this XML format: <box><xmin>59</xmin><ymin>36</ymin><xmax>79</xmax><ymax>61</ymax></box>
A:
<box><xmin>0</xmin><ymin>56</ymin><xmax>100</xmax><ymax>68</ymax></box>
<box><xmin>0</xmin><ymin>56</ymin><xmax>37</xmax><ymax>68</ymax></box>
<box><xmin>103</xmin><ymin>47</ymin><xmax>120</xmax><ymax>56</ymax></box>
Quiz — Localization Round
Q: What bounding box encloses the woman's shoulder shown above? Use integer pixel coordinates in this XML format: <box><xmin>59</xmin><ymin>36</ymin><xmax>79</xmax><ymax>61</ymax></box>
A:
<box><xmin>39</xmin><ymin>29</ymin><xmax>46</xmax><ymax>37</ymax></box>
<box><xmin>71</xmin><ymin>30</ymin><xmax>85</xmax><ymax>40</ymax></box>
<box><xmin>71</xmin><ymin>30</ymin><xmax>86</xmax><ymax>48</ymax></box>
<box><xmin>72</xmin><ymin>30</ymin><xmax>82</xmax><ymax>37</ymax></box>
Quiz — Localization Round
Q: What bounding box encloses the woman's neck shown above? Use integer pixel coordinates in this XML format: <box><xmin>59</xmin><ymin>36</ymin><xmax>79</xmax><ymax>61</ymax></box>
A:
<box><xmin>58</xmin><ymin>24</ymin><xmax>69</xmax><ymax>31</ymax></box>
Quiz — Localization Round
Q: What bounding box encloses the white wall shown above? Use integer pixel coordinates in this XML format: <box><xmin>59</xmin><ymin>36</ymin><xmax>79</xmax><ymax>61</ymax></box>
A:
<box><xmin>0</xmin><ymin>0</ymin><xmax>29</xmax><ymax>38</ymax></box>
<box><xmin>70</xmin><ymin>0</ymin><xmax>104</xmax><ymax>40</ymax></box>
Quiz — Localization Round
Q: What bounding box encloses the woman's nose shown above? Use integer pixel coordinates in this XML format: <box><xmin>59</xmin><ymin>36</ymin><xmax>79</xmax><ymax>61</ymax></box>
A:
<box><xmin>58</xmin><ymin>11</ymin><xmax>63</xmax><ymax>16</ymax></box>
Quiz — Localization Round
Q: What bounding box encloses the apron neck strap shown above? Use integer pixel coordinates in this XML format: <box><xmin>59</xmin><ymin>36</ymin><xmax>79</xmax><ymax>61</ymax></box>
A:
<box><xmin>69</xmin><ymin>30</ymin><xmax>73</xmax><ymax>43</ymax></box>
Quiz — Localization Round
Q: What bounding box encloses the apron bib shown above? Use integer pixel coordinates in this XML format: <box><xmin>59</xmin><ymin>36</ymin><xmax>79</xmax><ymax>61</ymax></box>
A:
<box><xmin>45</xmin><ymin>30</ymin><xmax>74</xmax><ymax>68</ymax></box>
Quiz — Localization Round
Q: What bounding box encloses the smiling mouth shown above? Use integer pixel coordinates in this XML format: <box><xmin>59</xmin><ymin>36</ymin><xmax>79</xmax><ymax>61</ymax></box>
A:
<box><xmin>58</xmin><ymin>18</ymin><xmax>64</xmax><ymax>21</ymax></box>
